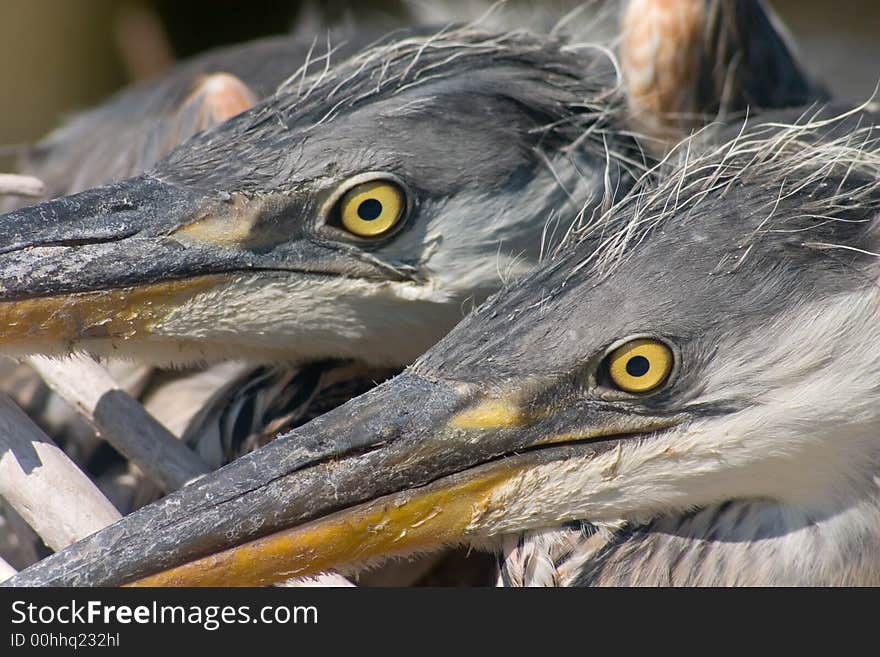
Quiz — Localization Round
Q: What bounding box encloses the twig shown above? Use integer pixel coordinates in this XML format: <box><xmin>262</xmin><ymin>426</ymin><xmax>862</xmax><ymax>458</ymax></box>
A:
<box><xmin>29</xmin><ymin>355</ymin><xmax>211</xmax><ymax>492</ymax></box>
<box><xmin>0</xmin><ymin>393</ymin><xmax>121</xmax><ymax>551</ymax></box>
<box><xmin>0</xmin><ymin>173</ymin><xmax>45</xmax><ymax>198</ymax></box>
<box><xmin>0</xmin><ymin>556</ymin><xmax>16</xmax><ymax>582</ymax></box>
<box><xmin>15</xmin><ymin>359</ymin><xmax>357</xmax><ymax>586</ymax></box>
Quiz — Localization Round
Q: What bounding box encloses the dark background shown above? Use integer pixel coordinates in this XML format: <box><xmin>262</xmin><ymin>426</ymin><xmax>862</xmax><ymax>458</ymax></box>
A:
<box><xmin>0</xmin><ymin>0</ymin><xmax>877</xmax><ymax>168</ymax></box>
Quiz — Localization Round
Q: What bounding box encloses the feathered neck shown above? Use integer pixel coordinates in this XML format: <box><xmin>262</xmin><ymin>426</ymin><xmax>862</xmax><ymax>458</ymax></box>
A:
<box><xmin>500</xmin><ymin>487</ymin><xmax>880</xmax><ymax>586</ymax></box>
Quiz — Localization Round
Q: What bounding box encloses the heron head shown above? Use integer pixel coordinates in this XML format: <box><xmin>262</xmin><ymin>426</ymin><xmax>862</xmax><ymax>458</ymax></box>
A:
<box><xmin>9</xmin><ymin>107</ymin><xmax>878</xmax><ymax>587</ymax></box>
<box><xmin>405</xmin><ymin>107</ymin><xmax>880</xmax><ymax>528</ymax></box>
<box><xmin>0</xmin><ymin>0</ymin><xmax>821</xmax><ymax>367</ymax></box>
<box><xmin>0</xmin><ymin>29</ymin><xmax>628</xmax><ymax>366</ymax></box>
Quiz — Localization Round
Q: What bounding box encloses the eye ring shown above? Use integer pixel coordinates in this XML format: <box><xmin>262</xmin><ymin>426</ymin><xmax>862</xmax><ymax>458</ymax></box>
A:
<box><xmin>604</xmin><ymin>336</ymin><xmax>676</xmax><ymax>394</ymax></box>
<box><xmin>324</xmin><ymin>173</ymin><xmax>410</xmax><ymax>240</ymax></box>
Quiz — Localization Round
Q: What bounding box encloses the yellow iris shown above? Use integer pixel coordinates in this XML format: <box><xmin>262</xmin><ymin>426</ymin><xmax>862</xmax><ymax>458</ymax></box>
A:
<box><xmin>339</xmin><ymin>180</ymin><xmax>405</xmax><ymax>237</ymax></box>
<box><xmin>608</xmin><ymin>338</ymin><xmax>673</xmax><ymax>393</ymax></box>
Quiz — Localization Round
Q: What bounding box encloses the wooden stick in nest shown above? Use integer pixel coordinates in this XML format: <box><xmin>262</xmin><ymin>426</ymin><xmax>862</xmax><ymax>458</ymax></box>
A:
<box><xmin>0</xmin><ymin>555</ymin><xmax>17</xmax><ymax>581</ymax></box>
<box><xmin>0</xmin><ymin>173</ymin><xmax>45</xmax><ymax>198</ymax></box>
<box><xmin>0</xmin><ymin>393</ymin><xmax>122</xmax><ymax>552</ymax></box>
<box><xmin>29</xmin><ymin>355</ymin><xmax>211</xmax><ymax>492</ymax></box>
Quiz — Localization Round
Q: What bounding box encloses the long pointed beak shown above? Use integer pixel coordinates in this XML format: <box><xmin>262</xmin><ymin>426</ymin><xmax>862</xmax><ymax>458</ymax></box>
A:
<box><xmin>0</xmin><ymin>175</ymin><xmax>213</xmax><ymax>295</ymax></box>
<box><xmin>4</xmin><ymin>370</ymin><xmax>652</xmax><ymax>587</ymax></box>
<box><xmin>0</xmin><ymin>174</ymin><xmax>400</xmax><ymax>359</ymax></box>
<box><xmin>0</xmin><ymin>176</ymin><xmax>236</xmax><ymax>354</ymax></box>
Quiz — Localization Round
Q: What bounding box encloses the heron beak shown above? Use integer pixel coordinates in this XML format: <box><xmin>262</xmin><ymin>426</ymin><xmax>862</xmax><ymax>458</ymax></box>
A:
<box><xmin>0</xmin><ymin>176</ymin><xmax>233</xmax><ymax>354</ymax></box>
<box><xmin>5</xmin><ymin>371</ymin><xmax>679</xmax><ymax>587</ymax></box>
<box><xmin>0</xmin><ymin>176</ymin><xmax>399</xmax><ymax>358</ymax></box>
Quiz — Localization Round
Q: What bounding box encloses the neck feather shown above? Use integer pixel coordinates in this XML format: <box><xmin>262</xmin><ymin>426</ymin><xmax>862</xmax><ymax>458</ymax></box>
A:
<box><xmin>500</xmin><ymin>487</ymin><xmax>880</xmax><ymax>586</ymax></box>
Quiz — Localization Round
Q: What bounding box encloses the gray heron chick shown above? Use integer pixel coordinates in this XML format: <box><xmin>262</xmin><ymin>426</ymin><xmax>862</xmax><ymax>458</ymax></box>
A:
<box><xmin>0</xmin><ymin>2</ymin><xmax>817</xmax><ymax>420</ymax></box>
<box><xmin>0</xmin><ymin>24</ymin><xmax>626</xmax><ymax>510</ymax></box>
<box><xmin>0</xmin><ymin>27</ymin><xmax>627</xmax><ymax>368</ymax></box>
<box><xmin>0</xmin><ymin>0</ymin><xmax>823</xmax><ymax>580</ymax></box>
<box><xmin>0</xmin><ymin>22</ymin><xmax>634</xmax><ymax>575</ymax></box>
<box><xmin>8</xmin><ymin>103</ymin><xmax>879</xmax><ymax>587</ymax></box>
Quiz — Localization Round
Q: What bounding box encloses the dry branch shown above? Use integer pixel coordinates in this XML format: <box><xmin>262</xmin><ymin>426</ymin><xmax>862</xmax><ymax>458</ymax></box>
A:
<box><xmin>0</xmin><ymin>555</ymin><xmax>16</xmax><ymax>581</ymax></box>
<box><xmin>29</xmin><ymin>356</ymin><xmax>211</xmax><ymax>492</ymax></box>
<box><xmin>0</xmin><ymin>173</ymin><xmax>45</xmax><ymax>198</ymax></box>
<box><xmin>12</xmin><ymin>359</ymin><xmax>356</xmax><ymax>586</ymax></box>
<box><xmin>0</xmin><ymin>393</ymin><xmax>121</xmax><ymax>551</ymax></box>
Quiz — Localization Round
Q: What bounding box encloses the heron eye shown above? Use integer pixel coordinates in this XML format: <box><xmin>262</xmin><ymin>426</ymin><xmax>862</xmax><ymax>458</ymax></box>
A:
<box><xmin>607</xmin><ymin>338</ymin><xmax>673</xmax><ymax>393</ymax></box>
<box><xmin>338</xmin><ymin>180</ymin><xmax>405</xmax><ymax>238</ymax></box>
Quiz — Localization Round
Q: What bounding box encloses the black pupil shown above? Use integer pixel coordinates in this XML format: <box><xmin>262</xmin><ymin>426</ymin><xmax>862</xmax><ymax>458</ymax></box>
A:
<box><xmin>357</xmin><ymin>198</ymin><xmax>383</xmax><ymax>221</ymax></box>
<box><xmin>626</xmin><ymin>355</ymin><xmax>650</xmax><ymax>377</ymax></box>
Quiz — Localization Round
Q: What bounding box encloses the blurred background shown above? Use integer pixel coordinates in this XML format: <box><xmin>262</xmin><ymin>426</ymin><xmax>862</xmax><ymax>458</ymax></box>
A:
<box><xmin>1</xmin><ymin>0</ymin><xmax>878</xmax><ymax>169</ymax></box>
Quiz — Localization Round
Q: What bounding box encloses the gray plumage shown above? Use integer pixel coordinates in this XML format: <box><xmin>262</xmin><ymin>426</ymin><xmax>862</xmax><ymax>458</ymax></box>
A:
<box><xmin>0</xmin><ymin>23</ymin><xmax>634</xmax><ymax>467</ymax></box>
<box><xmin>0</xmin><ymin>16</ymin><xmax>631</xmax><ymax>579</ymax></box>
<box><xmin>12</xmin><ymin>105</ymin><xmax>880</xmax><ymax>588</ymax></box>
<box><xmin>482</xmin><ymin>105</ymin><xmax>880</xmax><ymax>585</ymax></box>
<box><xmin>2</xmin><ymin>2</ymin><xmax>840</xmax><ymax>586</ymax></box>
